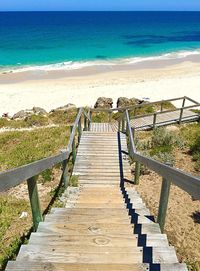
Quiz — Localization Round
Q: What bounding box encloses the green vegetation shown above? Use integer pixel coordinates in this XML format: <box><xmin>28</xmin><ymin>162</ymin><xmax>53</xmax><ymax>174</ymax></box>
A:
<box><xmin>48</xmin><ymin>109</ymin><xmax>77</xmax><ymax>125</ymax></box>
<box><xmin>69</xmin><ymin>175</ymin><xmax>79</xmax><ymax>187</ymax></box>
<box><xmin>0</xmin><ymin>126</ymin><xmax>70</xmax><ymax>171</ymax></box>
<box><xmin>129</xmin><ymin>101</ymin><xmax>175</xmax><ymax>118</ymax></box>
<box><xmin>0</xmin><ymin>108</ymin><xmax>77</xmax><ymax>129</ymax></box>
<box><xmin>0</xmin><ymin>195</ymin><xmax>30</xmax><ymax>269</ymax></box>
<box><xmin>180</xmin><ymin>122</ymin><xmax>200</xmax><ymax>171</ymax></box>
<box><xmin>136</xmin><ymin>127</ymin><xmax>184</xmax><ymax>164</ymax></box>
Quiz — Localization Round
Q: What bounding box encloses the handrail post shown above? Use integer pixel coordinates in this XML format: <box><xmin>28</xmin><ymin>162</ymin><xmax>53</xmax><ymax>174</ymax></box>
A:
<box><xmin>61</xmin><ymin>159</ymin><xmax>69</xmax><ymax>188</ymax></box>
<box><xmin>70</xmin><ymin>126</ymin><xmax>76</xmax><ymax>164</ymax></box>
<box><xmin>157</xmin><ymin>177</ymin><xmax>171</xmax><ymax>233</ymax></box>
<box><xmin>89</xmin><ymin>110</ymin><xmax>93</xmax><ymax>123</ymax></box>
<box><xmin>122</xmin><ymin>114</ymin><xmax>125</xmax><ymax>133</ymax></box>
<box><xmin>60</xmin><ymin>150</ymin><xmax>69</xmax><ymax>188</ymax></box>
<box><xmin>160</xmin><ymin>102</ymin><xmax>163</xmax><ymax>112</ymax></box>
<box><xmin>27</xmin><ymin>176</ymin><xmax>43</xmax><ymax>231</ymax></box>
<box><xmin>153</xmin><ymin>113</ymin><xmax>157</xmax><ymax>129</ymax></box>
<box><xmin>179</xmin><ymin>98</ymin><xmax>185</xmax><ymax>124</ymax></box>
<box><xmin>118</xmin><ymin>120</ymin><xmax>121</xmax><ymax>132</ymax></box>
<box><xmin>134</xmin><ymin>161</ymin><xmax>141</xmax><ymax>185</ymax></box>
<box><xmin>134</xmin><ymin>107</ymin><xmax>137</xmax><ymax>116</ymax></box>
<box><xmin>78</xmin><ymin>117</ymin><xmax>82</xmax><ymax>144</ymax></box>
<box><xmin>109</xmin><ymin>111</ymin><xmax>112</xmax><ymax>123</ymax></box>
<box><xmin>84</xmin><ymin>114</ymin><xmax>87</xmax><ymax>131</ymax></box>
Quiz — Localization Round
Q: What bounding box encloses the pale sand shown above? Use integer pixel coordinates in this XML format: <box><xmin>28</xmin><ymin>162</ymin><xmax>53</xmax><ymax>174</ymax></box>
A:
<box><xmin>0</xmin><ymin>60</ymin><xmax>200</xmax><ymax>116</ymax></box>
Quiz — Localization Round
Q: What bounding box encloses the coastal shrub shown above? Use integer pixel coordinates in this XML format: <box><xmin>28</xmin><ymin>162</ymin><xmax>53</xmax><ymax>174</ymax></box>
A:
<box><xmin>92</xmin><ymin>112</ymin><xmax>110</xmax><ymax>122</ymax></box>
<box><xmin>190</xmin><ymin>133</ymin><xmax>200</xmax><ymax>171</ymax></box>
<box><xmin>49</xmin><ymin>109</ymin><xmax>77</xmax><ymax>124</ymax></box>
<box><xmin>24</xmin><ymin>115</ymin><xmax>49</xmax><ymax>127</ymax></box>
<box><xmin>40</xmin><ymin>169</ymin><xmax>53</xmax><ymax>184</ymax></box>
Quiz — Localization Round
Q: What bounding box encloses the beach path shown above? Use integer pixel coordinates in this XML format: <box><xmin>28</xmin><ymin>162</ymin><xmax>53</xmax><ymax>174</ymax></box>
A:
<box><xmin>5</xmin><ymin>125</ymin><xmax>187</xmax><ymax>271</ymax></box>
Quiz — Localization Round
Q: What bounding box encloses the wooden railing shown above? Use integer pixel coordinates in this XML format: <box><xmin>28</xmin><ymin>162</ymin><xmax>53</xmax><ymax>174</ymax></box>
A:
<box><xmin>127</xmin><ymin>96</ymin><xmax>200</xmax><ymax>129</ymax></box>
<box><xmin>119</xmin><ymin>109</ymin><xmax>200</xmax><ymax>232</ymax></box>
<box><xmin>89</xmin><ymin>96</ymin><xmax>199</xmax><ymax>126</ymax></box>
<box><xmin>0</xmin><ymin>108</ymin><xmax>91</xmax><ymax>231</ymax></box>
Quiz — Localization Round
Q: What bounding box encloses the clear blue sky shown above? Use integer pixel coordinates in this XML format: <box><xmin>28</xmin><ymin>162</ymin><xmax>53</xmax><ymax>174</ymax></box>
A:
<box><xmin>1</xmin><ymin>0</ymin><xmax>200</xmax><ymax>12</ymax></box>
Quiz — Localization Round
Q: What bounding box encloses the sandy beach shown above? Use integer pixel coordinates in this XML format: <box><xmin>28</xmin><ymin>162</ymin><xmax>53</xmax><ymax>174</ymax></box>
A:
<box><xmin>0</xmin><ymin>58</ymin><xmax>200</xmax><ymax>116</ymax></box>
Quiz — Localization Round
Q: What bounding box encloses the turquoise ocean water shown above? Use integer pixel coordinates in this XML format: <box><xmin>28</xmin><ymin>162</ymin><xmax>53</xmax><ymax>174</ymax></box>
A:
<box><xmin>1</xmin><ymin>12</ymin><xmax>200</xmax><ymax>71</ymax></box>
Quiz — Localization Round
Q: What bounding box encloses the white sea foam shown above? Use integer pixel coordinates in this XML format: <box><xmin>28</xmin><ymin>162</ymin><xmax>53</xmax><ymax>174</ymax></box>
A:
<box><xmin>2</xmin><ymin>49</ymin><xmax>200</xmax><ymax>74</ymax></box>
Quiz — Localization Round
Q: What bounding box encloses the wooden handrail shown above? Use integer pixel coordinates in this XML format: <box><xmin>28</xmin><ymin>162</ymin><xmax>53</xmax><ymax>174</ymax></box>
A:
<box><xmin>123</xmin><ymin>108</ymin><xmax>200</xmax><ymax>232</ymax></box>
<box><xmin>90</xmin><ymin>96</ymin><xmax>185</xmax><ymax>113</ymax></box>
<box><xmin>0</xmin><ymin>151</ymin><xmax>68</xmax><ymax>192</ymax></box>
<box><xmin>123</xmin><ymin>109</ymin><xmax>200</xmax><ymax>200</ymax></box>
<box><xmin>130</xmin><ymin>103</ymin><xmax>200</xmax><ymax>120</ymax></box>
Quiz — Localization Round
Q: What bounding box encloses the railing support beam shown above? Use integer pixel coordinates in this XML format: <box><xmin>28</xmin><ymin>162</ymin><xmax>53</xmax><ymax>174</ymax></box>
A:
<box><xmin>78</xmin><ymin>118</ymin><xmax>82</xmax><ymax>144</ymax></box>
<box><xmin>157</xmin><ymin>177</ymin><xmax>171</xmax><ymax>233</ymax></box>
<box><xmin>70</xmin><ymin>126</ymin><xmax>76</xmax><ymax>165</ymax></box>
<box><xmin>153</xmin><ymin>113</ymin><xmax>157</xmax><ymax>129</ymax></box>
<box><xmin>60</xmin><ymin>150</ymin><xmax>69</xmax><ymax>188</ymax></box>
<box><xmin>134</xmin><ymin>161</ymin><xmax>141</xmax><ymax>185</ymax></box>
<box><xmin>84</xmin><ymin>115</ymin><xmax>87</xmax><ymax>131</ymax></box>
<box><xmin>27</xmin><ymin>177</ymin><xmax>43</xmax><ymax>231</ymax></box>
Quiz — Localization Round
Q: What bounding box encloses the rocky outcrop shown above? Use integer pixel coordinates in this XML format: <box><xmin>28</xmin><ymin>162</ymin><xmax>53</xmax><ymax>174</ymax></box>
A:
<box><xmin>117</xmin><ymin>97</ymin><xmax>148</xmax><ymax>108</ymax></box>
<box><xmin>12</xmin><ymin>107</ymin><xmax>47</xmax><ymax>120</ymax></box>
<box><xmin>33</xmin><ymin>107</ymin><xmax>47</xmax><ymax>115</ymax></box>
<box><xmin>94</xmin><ymin>97</ymin><xmax>113</xmax><ymax>109</ymax></box>
<box><xmin>50</xmin><ymin>104</ymin><xmax>76</xmax><ymax>113</ymax></box>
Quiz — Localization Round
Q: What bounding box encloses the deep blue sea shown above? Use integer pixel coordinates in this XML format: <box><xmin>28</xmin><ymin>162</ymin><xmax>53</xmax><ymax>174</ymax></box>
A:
<box><xmin>1</xmin><ymin>11</ymin><xmax>200</xmax><ymax>71</ymax></box>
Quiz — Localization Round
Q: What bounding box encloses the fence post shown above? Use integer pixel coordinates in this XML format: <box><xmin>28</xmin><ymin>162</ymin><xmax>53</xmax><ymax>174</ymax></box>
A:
<box><xmin>157</xmin><ymin>177</ymin><xmax>171</xmax><ymax>233</ymax></box>
<box><xmin>70</xmin><ymin>126</ymin><xmax>76</xmax><ymax>165</ymax></box>
<box><xmin>27</xmin><ymin>176</ymin><xmax>43</xmax><ymax>231</ymax></box>
<box><xmin>153</xmin><ymin>113</ymin><xmax>157</xmax><ymax>129</ymax></box>
<box><xmin>134</xmin><ymin>161</ymin><xmax>141</xmax><ymax>185</ymax></box>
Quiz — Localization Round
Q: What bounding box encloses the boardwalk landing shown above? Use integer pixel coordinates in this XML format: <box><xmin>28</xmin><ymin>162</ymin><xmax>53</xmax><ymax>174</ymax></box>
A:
<box><xmin>131</xmin><ymin>109</ymin><xmax>199</xmax><ymax>130</ymax></box>
<box><xmin>6</xmin><ymin>124</ymin><xmax>187</xmax><ymax>271</ymax></box>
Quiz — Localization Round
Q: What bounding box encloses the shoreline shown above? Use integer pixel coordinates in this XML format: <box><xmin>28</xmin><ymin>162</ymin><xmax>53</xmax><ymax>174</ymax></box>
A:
<box><xmin>1</xmin><ymin>49</ymin><xmax>200</xmax><ymax>83</ymax></box>
<box><xmin>0</xmin><ymin>59</ymin><xmax>200</xmax><ymax>116</ymax></box>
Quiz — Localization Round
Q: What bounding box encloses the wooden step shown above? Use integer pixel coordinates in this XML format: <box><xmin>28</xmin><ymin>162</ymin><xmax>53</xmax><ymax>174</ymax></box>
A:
<box><xmin>37</xmin><ymin>222</ymin><xmax>134</xmax><ymax>235</ymax></box>
<box><xmin>29</xmin><ymin>233</ymin><xmax>138</xmax><ymax>246</ymax></box>
<box><xmin>17</xmin><ymin>246</ymin><xmax>143</xmax><ymax>264</ymax></box>
<box><xmin>18</xmin><ymin>244</ymin><xmax>142</xmax><ymax>255</ymax></box>
<box><xmin>6</xmin><ymin>261</ymin><xmax>188</xmax><ymax>271</ymax></box>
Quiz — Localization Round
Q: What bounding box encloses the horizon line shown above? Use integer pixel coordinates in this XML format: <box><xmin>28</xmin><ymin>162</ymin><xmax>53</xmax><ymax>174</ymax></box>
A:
<box><xmin>1</xmin><ymin>10</ymin><xmax>200</xmax><ymax>12</ymax></box>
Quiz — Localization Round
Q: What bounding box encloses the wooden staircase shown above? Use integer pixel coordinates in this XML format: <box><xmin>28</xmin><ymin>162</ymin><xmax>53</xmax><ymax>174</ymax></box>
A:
<box><xmin>5</xmin><ymin>124</ymin><xmax>187</xmax><ymax>271</ymax></box>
